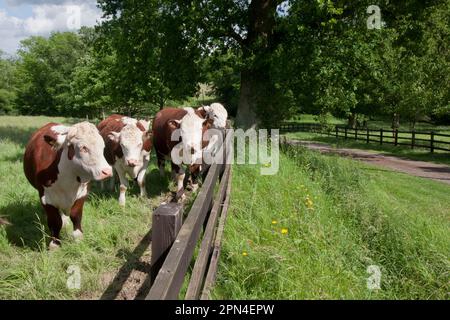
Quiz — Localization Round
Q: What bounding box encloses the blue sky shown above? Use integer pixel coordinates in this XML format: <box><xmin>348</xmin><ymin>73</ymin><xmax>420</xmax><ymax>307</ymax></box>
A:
<box><xmin>0</xmin><ymin>0</ymin><xmax>102</xmax><ymax>55</ymax></box>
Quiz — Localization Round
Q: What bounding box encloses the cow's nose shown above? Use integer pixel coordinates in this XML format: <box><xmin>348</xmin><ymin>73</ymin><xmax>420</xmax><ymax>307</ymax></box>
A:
<box><xmin>190</xmin><ymin>147</ymin><xmax>195</xmax><ymax>155</ymax></box>
<box><xmin>127</xmin><ymin>159</ymin><xmax>138</xmax><ymax>167</ymax></box>
<box><xmin>100</xmin><ymin>168</ymin><xmax>113</xmax><ymax>179</ymax></box>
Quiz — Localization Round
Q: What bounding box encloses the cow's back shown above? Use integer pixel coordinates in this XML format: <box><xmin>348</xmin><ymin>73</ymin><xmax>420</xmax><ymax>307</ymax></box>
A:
<box><xmin>23</xmin><ymin>123</ymin><xmax>62</xmax><ymax>194</ymax></box>
<box><xmin>152</xmin><ymin>108</ymin><xmax>188</xmax><ymax>157</ymax></box>
<box><xmin>97</xmin><ymin>114</ymin><xmax>123</xmax><ymax>132</ymax></box>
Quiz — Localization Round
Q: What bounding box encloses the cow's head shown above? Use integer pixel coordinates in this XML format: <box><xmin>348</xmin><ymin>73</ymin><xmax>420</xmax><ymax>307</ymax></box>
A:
<box><xmin>108</xmin><ymin>121</ymin><xmax>152</xmax><ymax>168</ymax></box>
<box><xmin>44</xmin><ymin>122</ymin><xmax>113</xmax><ymax>181</ymax></box>
<box><xmin>199</xmin><ymin>103</ymin><xmax>228</xmax><ymax>129</ymax></box>
<box><xmin>169</xmin><ymin>108</ymin><xmax>213</xmax><ymax>165</ymax></box>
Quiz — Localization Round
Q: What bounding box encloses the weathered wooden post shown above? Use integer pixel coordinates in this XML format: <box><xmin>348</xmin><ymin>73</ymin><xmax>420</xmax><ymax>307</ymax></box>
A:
<box><xmin>366</xmin><ymin>128</ymin><xmax>369</xmax><ymax>144</ymax></box>
<box><xmin>394</xmin><ymin>129</ymin><xmax>398</xmax><ymax>146</ymax></box>
<box><xmin>345</xmin><ymin>127</ymin><xmax>348</xmax><ymax>140</ymax></box>
<box><xmin>355</xmin><ymin>127</ymin><xmax>358</xmax><ymax>140</ymax></box>
<box><xmin>150</xmin><ymin>203</ymin><xmax>183</xmax><ymax>284</ymax></box>
<box><xmin>411</xmin><ymin>130</ymin><xmax>415</xmax><ymax>149</ymax></box>
<box><xmin>430</xmin><ymin>131</ymin><xmax>435</xmax><ymax>153</ymax></box>
<box><xmin>380</xmin><ymin>128</ymin><xmax>383</xmax><ymax>145</ymax></box>
<box><xmin>335</xmin><ymin>126</ymin><xmax>338</xmax><ymax>139</ymax></box>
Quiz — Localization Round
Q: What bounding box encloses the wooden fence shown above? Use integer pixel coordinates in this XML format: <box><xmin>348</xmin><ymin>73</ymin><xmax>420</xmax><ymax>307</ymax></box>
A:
<box><xmin>280</xmin><ymin>123</ymin><xmax>450</xmax><ymax>153</ymax></box>
<box><xmin>146</xmin><ymin>130</ymin><xmax>232</xmax><ymax>300</ymax></box>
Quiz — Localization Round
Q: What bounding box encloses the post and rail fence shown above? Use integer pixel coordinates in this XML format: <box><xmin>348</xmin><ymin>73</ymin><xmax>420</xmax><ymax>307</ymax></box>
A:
<box><xmin>279</xmin><ymin>123</ymin><xmax>450</xmax><ymax>153</ymax></box>
<box><xmin>145</xmin><ymin>130</ymin><xmax>232</xmax><ymax>300</ymax></box>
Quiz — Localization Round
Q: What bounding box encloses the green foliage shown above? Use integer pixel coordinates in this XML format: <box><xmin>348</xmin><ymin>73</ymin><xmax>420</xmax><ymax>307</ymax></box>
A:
<box><xmin>96</xmin><ymin>0</ymin><xmax>204</xmax><ymax>110</ymax></box>
<box><xmin>0</xmin><ymin>52</ymin><xmax>17</xmax><ymax>114</ymax></box>
<box><xmin>15</xmin><ymin>33</ymin><xmax>85</xmax><ymax>116</ymax></box>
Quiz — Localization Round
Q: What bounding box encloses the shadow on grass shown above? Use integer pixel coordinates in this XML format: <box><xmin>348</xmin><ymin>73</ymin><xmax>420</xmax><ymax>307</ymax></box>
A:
<box><xmin>100</xmin><ymin>229</ymin><xmax>153</xmax><ymax>300</ymax></box>
<box><xmin>88</xmin><ymin>168</ymin><xmax>171</xmax><ymax>202</ymax></box>
<box><xmin>0</xmin><ymin>126</ymin><xmax>37</xmax><ymax>147</ymax></box>
<box><xmin>0</xmin><ymin>200</ymin><xmax>45</xmax><ymax>250</ymax></box>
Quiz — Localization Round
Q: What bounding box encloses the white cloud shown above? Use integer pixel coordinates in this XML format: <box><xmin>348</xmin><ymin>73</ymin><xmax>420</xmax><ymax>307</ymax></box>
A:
<box><xmin>0</xmin><ymin>1</ymin><xmax>102</xmax><ymax>55</ymax></box>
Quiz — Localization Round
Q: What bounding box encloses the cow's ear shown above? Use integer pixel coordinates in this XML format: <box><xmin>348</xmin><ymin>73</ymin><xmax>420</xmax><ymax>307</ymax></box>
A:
<box><xmin>203</xmin><ymin>118</ymin><xmax>214</xmax><ymax>129</ymax></box>
<box><xmin>138</xmin><ymin>119</ymin><xmax>151</xmax><ymax>132</ymax></box>
<box><xmin>44</xmin><ymin>134</ymin><xmax>66</xmax><ymax>150</ymax></box>
<box><xmin>196</xmin><ymin>107</ymin><xmax>207</xmax><ymax>119</ymax></box>
<box><xmin>168</xmin><ymin>119</ymin><xmax>181</xmax><ymax>130</ymax></box>
<box><xmin>108</xmin><ymin>132</ymin><xmax>120</xmax><ymax>142</ymax></box>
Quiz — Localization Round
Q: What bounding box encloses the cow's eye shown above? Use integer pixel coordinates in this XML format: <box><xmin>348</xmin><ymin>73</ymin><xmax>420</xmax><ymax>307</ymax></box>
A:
<box><xmin>80</xmin><ymin>146</ymin><xmax>89</xmax><ymax>153</ymax></box>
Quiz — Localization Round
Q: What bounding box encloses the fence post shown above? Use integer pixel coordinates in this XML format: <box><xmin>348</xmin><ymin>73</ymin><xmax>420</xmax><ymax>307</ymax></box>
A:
<box><xmin>366</xmin><ymin>128</ymin><xmax>369</xmax><ymax>144</ymax></box>
<box><xmin>394</xmin><ymin>129</ymin><xmax>398</xmax><ymax>146</ymax></box>
<box><xmin>150</xmin><ymin>203</ymin><xmax>183</xmax><ymax>284</ymax></box>
<box><xmin>355</xmin><ymin>127</ymin><xmax>358</xmax><ymax>140</ymax></box>
<box><xmin>380</xmin><ymin>128</ymin><xmax>383</xmax><ymax>145</ymax></box>
<box><xmin>345</xmin><ymin>127</ymin><xmax>348</xmax><ymax>140</ymax></box>
<box><xmin>335</xmin><ymin>126</ymin><xmax>338</xmax><ymax>139</ymax></box>
<box><xmin>411</xmin><ymin>130</ymin><xmax>415</xmax><ymax>149</ymax></box>
<box><xmin>430</xmin><ymin>131</ymin><xmax>435</xmax><ymax>153</ymax></box>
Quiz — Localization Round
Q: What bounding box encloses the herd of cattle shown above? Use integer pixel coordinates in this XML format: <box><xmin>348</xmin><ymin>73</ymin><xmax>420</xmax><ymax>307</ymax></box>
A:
<box><xmin>23</xmin><ymin>104</ymin><xmax>228</xmax><ymax>249</ymax></box>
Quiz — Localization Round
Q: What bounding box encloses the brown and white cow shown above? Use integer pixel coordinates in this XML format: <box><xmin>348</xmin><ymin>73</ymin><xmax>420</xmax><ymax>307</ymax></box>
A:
<box><xmin>196</xmin><ymin>103</ymin><xmax>229</xmax><ymax>156</ymax></box>
<box><xmin>152</xmin><ymin>107</ymin><xmax>213</xmax><ymax>200</ymax></box>
<box><xmin>23</xmin><ymin>122</ymin><xmax>113</xmax><ymax>249</ymax></box>
<box><xmin>98</xmin><ymin>115</ymin><xmax>152</xmax><ymax>206</ymax></box>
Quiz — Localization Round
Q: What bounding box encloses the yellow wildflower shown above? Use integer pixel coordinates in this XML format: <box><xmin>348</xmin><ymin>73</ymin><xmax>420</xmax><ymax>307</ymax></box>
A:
<box><xmin>242</xmin><ymin>251</ymin><xmax>248</xmax><ymax>256</ymax></box>
<box><xmin>281</xmin><ymin>228</ymin><xmax>288</xmax><ymax>235</ymax></box>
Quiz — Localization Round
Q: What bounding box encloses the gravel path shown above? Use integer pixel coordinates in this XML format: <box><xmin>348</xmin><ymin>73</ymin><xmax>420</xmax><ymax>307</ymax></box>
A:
<box><xmin>288</xmin><ymin>140</ymin><xmax>450</xmax><ymax>185</ymax></box>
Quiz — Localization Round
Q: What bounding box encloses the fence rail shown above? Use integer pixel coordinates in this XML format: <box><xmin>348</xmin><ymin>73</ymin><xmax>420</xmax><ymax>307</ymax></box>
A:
<box><xmin>146</xmin><ymin>130</ymin><xmax>232</xmax><ymax>300</ymax></box>
<box><xmin>280</xmin><ymin>123</ymin><xmax>450</xmax><ymax>153</ymax></box>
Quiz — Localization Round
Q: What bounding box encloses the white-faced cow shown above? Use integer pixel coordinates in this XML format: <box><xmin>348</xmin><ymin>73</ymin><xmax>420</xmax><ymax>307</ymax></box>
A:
<box><xmin>152</xmin><ymin>107</ymin><xmax>213</xmax><ymax>200</ymax></box>
<box><xmin>23</xmin><ymin>122</ymin><xmax>113</xmax><ymax>249</ymax></box>
<box><xmin>97</xmin><ymin>115</ymin><xmax>152</xmax><ymax>206</ymax></box>
<box><xmin>196</xmin><ymin>102</ymin><xmax>229</xmax><ymax>156</ymax></box>
<box><xmin>197</xmin><ymin>103</ymin><xmax>228</xmax><ymax>129</ymax></box>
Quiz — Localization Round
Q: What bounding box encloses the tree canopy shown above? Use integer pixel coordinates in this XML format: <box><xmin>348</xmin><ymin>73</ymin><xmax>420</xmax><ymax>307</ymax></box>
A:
<box><xmin>0</xmin><ymin>0</ymin><xmax>448</xmax><ymax>128</ymax></box>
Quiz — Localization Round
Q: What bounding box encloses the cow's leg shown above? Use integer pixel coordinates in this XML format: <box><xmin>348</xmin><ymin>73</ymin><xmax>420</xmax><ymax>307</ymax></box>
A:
<box><xmin>115</xmin><ymin>165</ymin><xmax>129</xmax><ymax>207</ymax></box>
<box><xmin>137</xmin><ymin>168</ymin><xmax>148</xmax><ymax>198</ymax></box>
<box><xmin>172</xmin><ymin>162</ymin><xmax>185</xmax><ymax>201</ymax></box>
<box><xmin>158</xmin><ymin>157</ymin><xmax>165</xmax><ymax>177</ymax></box>
<box><xmin>190</xmin><ymin>165</ymin><xmax>201</xmax><ymax>193</ymax></box>
<box><xmin>42</xmin><ymin>203</ymin><xmax>62</xmax><ymax>249</ymax></box>
<box><xmin>108</xmin><ymin>174</ymin><xmax>115</xmax><ymax>191</ymax></box>
<box><xmin>70</xmin><ymin>197</ymin><xmax>85</xmax><ymax>242</ymax></box>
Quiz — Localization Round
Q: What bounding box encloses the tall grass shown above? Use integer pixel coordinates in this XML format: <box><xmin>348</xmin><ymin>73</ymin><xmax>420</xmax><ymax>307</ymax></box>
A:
<box><xmin>0</xmin><ymin>116</ymin><xmax>170</xmax><ymax>299</ymax></box>
<box><xmin>213</xmin><ymin>145</ymin><xmax>449</xmax><ymax>299</ymax></box>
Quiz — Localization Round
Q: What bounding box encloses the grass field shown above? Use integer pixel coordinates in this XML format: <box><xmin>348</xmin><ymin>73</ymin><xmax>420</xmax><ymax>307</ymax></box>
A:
<box><xmin>213</xmin><ymin>145</ymin><xmax>450</xmax><ymax>299</ymax></box>
<box><xmin>1</xmin><ymin>116</ymin><xmax>449</xmax><ymax>299</ymax></box>
<box><xmin>0</xmin><ymin>116</ymin><xmax>172</xmax><ymax>299</ymax></box>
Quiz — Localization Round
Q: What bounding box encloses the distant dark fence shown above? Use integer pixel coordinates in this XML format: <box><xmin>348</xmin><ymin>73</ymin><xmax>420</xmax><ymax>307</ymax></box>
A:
<box><xmin>146</xmin><ymin>130</ymin><xmax>232</xmax><ymax>300</ymax></box>
<box><xmin>280</xmin><ymin>123</ymin><xmax>450</xmax><ymax>153</ymax></box>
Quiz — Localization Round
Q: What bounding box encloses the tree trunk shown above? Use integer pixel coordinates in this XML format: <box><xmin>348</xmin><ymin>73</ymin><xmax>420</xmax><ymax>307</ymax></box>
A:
<box><xmin>348</xmin><ymin>112</ymin><xmax>357</xmax><ymax>129</ymax></box>
<box><xmin>235</xmin><ymin>71</ymin><xmax>258</xmax><ymax>129</ymax></box>
<box><xmin>234</xmin><ymin>0</ymin><xmax>279</xmax><ymax>129</ymax></box>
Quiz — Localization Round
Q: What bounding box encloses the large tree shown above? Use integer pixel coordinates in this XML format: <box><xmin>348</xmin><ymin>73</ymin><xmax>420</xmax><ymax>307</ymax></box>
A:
<box><xmin>15</xmin><ymin>32</ymin><xmax>85</xmax><ymax>116</ymax></box>
<box><xmin>0</xmin><ymin>51</ymin><xmax>17</xmax><ymax>114</ymax></box>
<box><xmin>97</xmin><ymin>0</ymin><xmax>204</xmax><ymax>111</ymax></box>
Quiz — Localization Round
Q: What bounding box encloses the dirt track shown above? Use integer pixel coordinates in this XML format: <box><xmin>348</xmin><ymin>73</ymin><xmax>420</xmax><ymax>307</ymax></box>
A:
<box><xmin>288</xmin><ymin>140</ymin><xmax>450</xmax><ymax>185</ymax></box>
